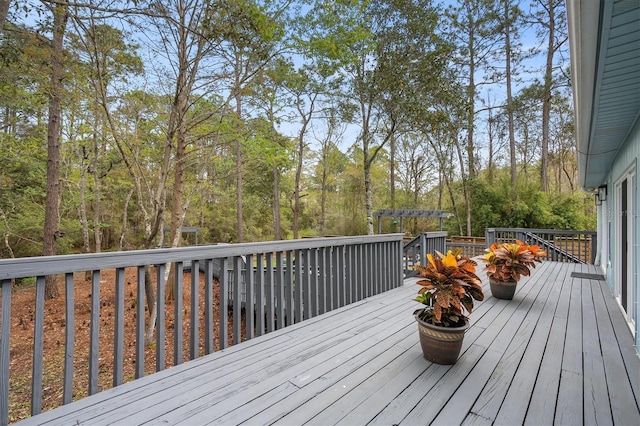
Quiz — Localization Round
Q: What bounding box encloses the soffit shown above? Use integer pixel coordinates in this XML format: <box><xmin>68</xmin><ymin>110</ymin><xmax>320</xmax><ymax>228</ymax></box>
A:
<box><xmin>580</xmin><ymin>0</ymin><xmax>640</xmax><ymax>190</ymax></box>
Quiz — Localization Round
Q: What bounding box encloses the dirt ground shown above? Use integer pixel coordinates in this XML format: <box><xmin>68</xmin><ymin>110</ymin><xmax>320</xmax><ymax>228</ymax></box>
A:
<box><xmin>3</xmin><ymin>268</ymin><xmax>242</xmax><ymax>423</ymax></box>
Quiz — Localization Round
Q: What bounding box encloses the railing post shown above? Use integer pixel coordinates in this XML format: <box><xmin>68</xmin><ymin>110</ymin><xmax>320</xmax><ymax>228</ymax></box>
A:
<box><xmin>591</xmin><ymin>232</ymin><xmax>597</xmax><ymax>264</ymax></box>
<box><xmin>420</xmin><ymin>232</ymin><xmax>427</xmax><ymax>264</ymax></box>
<box><xmin>485</xmin><ymin>228</ymin><xmax>495</xmax><ymax>246</ymax></box>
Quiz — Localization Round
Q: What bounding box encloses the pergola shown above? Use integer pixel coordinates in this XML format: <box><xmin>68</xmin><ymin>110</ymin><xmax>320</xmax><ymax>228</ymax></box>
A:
<box><xmin>373</xmin><ymin>209</ymin><xmax>453</xmax><ymax>234</ymax></box>
<box><xmin>162</xmin><ymin>226</ymin><xmax>201</xmax><ymax>246</ymax></box>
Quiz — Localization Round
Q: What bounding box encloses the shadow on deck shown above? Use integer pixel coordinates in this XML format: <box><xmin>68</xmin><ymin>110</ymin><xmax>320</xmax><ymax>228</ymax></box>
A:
<box><xmin>16</xmin><ymin>261</ymin><xmax>640</xmax><ymax>425</ymax></box>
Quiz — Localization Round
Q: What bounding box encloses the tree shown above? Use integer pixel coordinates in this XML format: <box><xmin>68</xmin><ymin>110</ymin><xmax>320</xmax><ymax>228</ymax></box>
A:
<box><xmin>280</xmin><ymin>64</ymin><xmax>330</xmax><ymax>238</ymax></box>
<box><xmin>42</xmin><ymin>2</ymin><xmax>69</xmax><ymax>299</ymax></box>
<box><xmin>445</xmin><ymin>0</ymin><xmax>500</xmax><ymax>181</ymax></box>
<box><xmin>67</xmin><ymin>21</ymin><xmax>143</xmax><ymax>254</ymax></box>
<box><xmin>312</xmin><ymin>109</ymin><xmax>348</xmax><ymax>237</ymax></box>
<box><xmin>501</xmin><ymin>0</ymin><xmax>519</xmax><ymax>190</ymax></box>
<box><xmin>209</xmin><ymin>0</ymin><xmax>286</xmax><ymax>242</ymax></box>
<box><xmin>0</xmin><ymin>0</ymin><xmax>9</xmax><ymax>31</ymax></box>
<box><xmin>529</xmin><ymin>0</ymin><xmax>567</xmax><ymax>191</ymax></box>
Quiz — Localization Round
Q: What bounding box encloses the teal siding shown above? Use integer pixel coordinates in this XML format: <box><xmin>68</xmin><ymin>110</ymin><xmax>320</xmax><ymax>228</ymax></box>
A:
<box><xmin>605</xmin><ymin>116</ymin><xmax>640</xmax><ymax>348</ymax></box>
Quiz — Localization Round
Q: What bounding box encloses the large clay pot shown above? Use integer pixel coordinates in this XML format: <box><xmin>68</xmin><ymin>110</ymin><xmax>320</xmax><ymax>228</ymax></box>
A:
<box><xmin>489</xmin><ymin>277</ymin><xmax>517</xmax><ymax>300</ymax></box>
<box><xmin>415</xmin><ymin>313</ymin><xmax>468</xmax><ymax>365</ymax></box>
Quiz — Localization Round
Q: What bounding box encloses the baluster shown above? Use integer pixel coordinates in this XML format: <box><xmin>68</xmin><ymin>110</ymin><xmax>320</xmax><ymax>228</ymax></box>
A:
<box><xmin>326</xmin><ymin>247</ymin><xmax>334</xmax><ymax>311</ymax></box>
<box><xmin>1</xmin><ymin>280</ymin><xmax>11</xmax><ymax>424</ymax></box>
<box><xmin>219</xmin><ymin>258</ymin><xmax>229</xmax><ymax>350</ymax></box>
<box><xmin>233</xmin><ymin>257</ymin><xmax>242</xmax><ymax>345</ymax></box>
<box><xmin>245</xmin><ymin>254</ymin><xmax>255</xmax><ymax>340</ymax></box>
<box><xmin>63</xmin><ymin>273</ymin><xmax>74</xmax><ymax>403</ymax></box>
<box><xmin>256</xmin><ymin>253</ymin><xmax>265</xmax><ymax>336</ymax></box>
<box><xmin>285</xmin><ymin>251</ymin><xmax>293</xmax><ymax>326</ymax></box>
<box><xmin>265</xmin><ymin>253</ymin><xmax>275</xmax><ymax>333</ymax></box>
<box><xmin>31</xmin><ymin>276</ymin><xmax>45</xmax><ymax>415</ymax></box>
<box><xmin>275</xmin><ymin>252</ymin><xmax>285</xmax><ymax>329</ymax></box>
<box><xmin>333</xmin><ymin>245</ymin><xmax>341</xmax><ymax>308</ymax></box>
<box><xmin>295</xmin><ymin>250</ymin><xmax>304</xmax><ymax>323</ymax></box>
<box><xmin>89</xmin><ymin>271</ymin><xmax>101</xmax><ymax>395</ymax></box>
<box><xmin>136</xmin><ymin>266</ymin><xmax>145</xmax><ymax>378</ymax></box>
<box><xmin>156</xmin><ymin>264</ymin><xmax>166</xmax><ymax>370</ymax></box>
<box><xmin>318</xmin><ymin>247</ymin><xmax>326</xmax><ymax>315</ymax></box>
<box><xmin>113</xmin><ymin>268</ymin><xmax>125</xmax><ymax>384</ymax></box>
<box><xmin>174</xmin><ymin>262</ymin><xmax>184</xmax><ymax>365</ymax></box>
<box><xmin>204</xmin><ymin>260</ymin><xmax>214</xmax><ymax>354</ymax></box>
<box><xmin>310</xmin><ymin>249</ymin><xmax>318</xmax><ymax>318</ymax></box>
<box><xmin>190</xmin><ymin>260</ymin><xmax>199</xmax><ymax>359</ymax></box>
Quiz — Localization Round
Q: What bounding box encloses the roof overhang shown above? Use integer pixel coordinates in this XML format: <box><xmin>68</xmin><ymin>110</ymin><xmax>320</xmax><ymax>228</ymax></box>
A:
<box><xmin>567</xmin><ymin>0</ymin><xmax>640</xmax><ymax>191</ymax></box>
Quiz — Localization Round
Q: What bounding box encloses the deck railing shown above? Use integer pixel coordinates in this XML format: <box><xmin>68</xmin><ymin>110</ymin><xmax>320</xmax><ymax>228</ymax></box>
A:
<box><xmin>401</xmin><ymin>228</ymin><xmax>597</xmax><ymax>267</ymax></box>
<box><xmin>485</xmin><ymin>228</ymin><xmax>597</xmax><ymax>264</ymax></box>
<box><xmin>0</xmin><ymin>234</ymin><xmax>404</xmax><ymax>425</ymax></box>
<box><xmin>402</xmin><ymin>232</ymin><xmax>447</xmax><ymax>274</ymax></box>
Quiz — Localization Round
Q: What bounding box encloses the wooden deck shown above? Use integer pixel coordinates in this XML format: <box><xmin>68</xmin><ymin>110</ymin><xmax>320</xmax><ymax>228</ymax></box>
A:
<box><xmin>16</xmin><ymin>261</ymin><xmax>640</xmax><ymax>425</ymax></box>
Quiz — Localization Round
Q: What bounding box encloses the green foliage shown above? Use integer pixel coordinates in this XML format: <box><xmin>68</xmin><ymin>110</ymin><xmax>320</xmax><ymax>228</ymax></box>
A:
<box><xmin>442</xmin><ymin>170</ymin><xmax>597</xmax><ymax>237</ymax></box>
<box><xmin>0</xmin><ymin>0</ymin><xmax>594</xmax><ymax>258</ymax></box>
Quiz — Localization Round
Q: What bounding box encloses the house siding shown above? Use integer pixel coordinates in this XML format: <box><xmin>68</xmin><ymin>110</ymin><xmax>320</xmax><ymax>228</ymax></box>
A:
<box><xmin>604</xmin><ymin>116</ymin><xmax>640</xmax><ymax>350</ymax></box>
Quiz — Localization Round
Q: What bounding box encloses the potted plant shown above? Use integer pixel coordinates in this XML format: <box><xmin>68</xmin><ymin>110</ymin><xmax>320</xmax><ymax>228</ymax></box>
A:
<box><xmin>481</xmin><ymin>240</ymin><xmax>546</xmax><ymax>300</ymax></box>
<box><xmin>413</xmin><ymin>250</ymin><xmax>484</xmax><ymax>364</ymax></box>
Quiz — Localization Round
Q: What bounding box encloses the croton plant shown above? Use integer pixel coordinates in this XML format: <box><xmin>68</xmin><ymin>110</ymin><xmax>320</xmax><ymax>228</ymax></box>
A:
<box><xmin>482</xmin><ymin>240</ymin><xmax>547</xmax><ymax>282</ymax></box>
<box><xmin>414</xmin><ymin>250</ymin><xmax>484</xmax><ymax>328</ymax></box>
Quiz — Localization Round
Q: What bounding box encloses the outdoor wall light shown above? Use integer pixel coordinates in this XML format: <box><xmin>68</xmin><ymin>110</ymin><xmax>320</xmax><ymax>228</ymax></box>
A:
<box><xmin>597</xmin><ymin>185</ymin><xmax>607</xmax><ymax>202</ymax></box>
<box><xmin>595</xmin><ymin>193</ymin><xmax>601</xmax><ymax>206</ymax></box>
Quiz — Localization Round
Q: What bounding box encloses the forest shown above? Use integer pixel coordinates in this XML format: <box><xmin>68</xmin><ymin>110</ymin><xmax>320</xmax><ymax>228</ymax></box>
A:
<box><xmin>0</xmin><ymin>0</ymin><xmax>595</xmax><ymax>262</ymax></box>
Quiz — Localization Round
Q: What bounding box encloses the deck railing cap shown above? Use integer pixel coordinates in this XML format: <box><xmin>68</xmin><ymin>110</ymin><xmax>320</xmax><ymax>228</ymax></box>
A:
<box><xmin>0</xmin><ymin>234</ymin><xmax>404</xmax><ymax>280</ymax></box>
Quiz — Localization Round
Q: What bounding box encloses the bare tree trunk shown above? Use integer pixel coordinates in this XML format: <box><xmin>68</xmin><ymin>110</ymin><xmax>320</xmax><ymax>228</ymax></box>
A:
<box><xmin>540</xmin><ymin>0</ymin><xmax>556</xmax><ymax>192</ymax></box>
<box><xmin>78</xmin><ymin>146</ymin><xmax>91</xmax><ymax>254</ymax></box>
<box><xmin>320</xmin><ymin>145</ymin><xmax>328</xmax><ymax>237</ymax></box>
<box><xmin>144</xmin><ymin>267</ymin><xmax>157</xmax><ymax>345</ymax></box>
<box><xmin>454</xmin><ymin>133</ymin><xmax>472</xmax><ymax>236</ymax></box>
<box><xmin>92</xmin><ymin>121</ymin><xmax>101</xmax><ymax>252</ymax></box>
<box><xmin>273</xmin><ymin>166</ymin><xmax>282</xmax><ymax>240</ymax></box>
<box><xmin>235</xmin><ymin>90</ymin><xmax>244</xmax><ymax>242</ymax></box>
<box><xmin>1</xmin><ymin>208</ymin><xmax>15</xmax><ymax>258</ymax></box>
<box><xmin>486</xmin><ymin>103</ymin><xmax>496</xmax><ymax>184</ymax></box>
<box><xmin>466</xmin><ymin>37</ymin><xmax>476</xmax><ymax>180</ymax></box>
<box><xmin>390</xmin><ymin>133</ymin><xmax>396</xmax><ymax>208</ymax></box>
<box><xmin>43</xmin><ymin>4</ymin><xmax>68</xmax><ymax>299</ymax></box>
<box><xmin>118</xmin><ymin>187</ymin><xmax>133</xmax><ymax>250</ymax></box>
<box><xmin>293</xmin><ymin>138</ymin><xmax>303</xmax><ymax>239</ymax></box>
<box><xmin>504</xmin><ymin>0</ymin><xmax>517</xmax><ymax>191</ymax></box>
<box><xmin>0</xmin><ymin>0</ymin><xmax>9</xmax><ymax>31</ymax></box>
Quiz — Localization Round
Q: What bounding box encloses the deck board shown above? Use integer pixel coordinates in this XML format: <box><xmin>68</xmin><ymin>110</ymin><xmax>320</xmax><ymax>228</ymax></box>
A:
<box><xmin>15</xmin><ymin>262</ymin><xmax>640</xmax><ymax>426</ymax></box>
<box><xmin>581</xmin><ymin>276</ymin><xmax>612</xmax><ymax>425</ymax></box>
<box><xmin>524</xmin><ymin>262</ymin><xmax>573</xmax><ymax>426</ymax></box>
<box><xmin>556</xmin><ymin>271</ymin><xmax>584</xmax><ymax>425</ymax></box>
<box><xmin>464</xmin><ymin>261</ymin><xmax>562</xmax><ymax>423</ymax></box>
